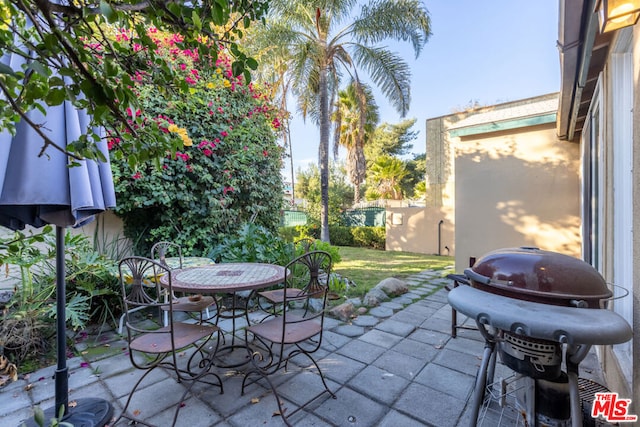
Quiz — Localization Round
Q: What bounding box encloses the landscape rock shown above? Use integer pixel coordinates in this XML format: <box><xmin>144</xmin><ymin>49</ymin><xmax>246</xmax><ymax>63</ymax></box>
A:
<box><xmin>362</xmin><ymin>287</ymin><xmax>389</xmax><ymax>307</ymax></box>
<box><xmin>329</xmin><ymin>302</ymin><xmax>355</xmax><ymax>321</ymax></box>
<box><xmin>345</xmin><ymin>297</ymin><xmax>362</xmax><ymax>307</ymax></box>
<box><xmin>375</xmin><ymin>277</ymin><xmax>408</xmax><ymax>297</ymax></box>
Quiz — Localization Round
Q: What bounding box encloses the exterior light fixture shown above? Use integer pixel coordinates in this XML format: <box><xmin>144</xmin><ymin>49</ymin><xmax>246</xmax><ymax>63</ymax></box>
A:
<box><xmin>597</xmin><ymin>0</ymin><xmax>640</xmax><ymax>33</ymax></box>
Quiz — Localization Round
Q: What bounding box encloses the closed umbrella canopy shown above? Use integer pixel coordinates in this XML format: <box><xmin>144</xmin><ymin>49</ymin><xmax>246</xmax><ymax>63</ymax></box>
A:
<box><xmin>0</xmin><ymin>47</ymin><xmax>115</xmax><ymax>426</ymax></box>
<box><xmin>0</xmin><ymin>50</ymin><xmax>115</xmax><ymax>230</ymax></box>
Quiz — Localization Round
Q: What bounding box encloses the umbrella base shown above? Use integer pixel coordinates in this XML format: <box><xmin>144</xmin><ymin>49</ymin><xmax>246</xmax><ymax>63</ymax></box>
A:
<box><xmin>24</xmin><ymin>398</ymin><xmax>113</xmax><ymax>427</ymax></box>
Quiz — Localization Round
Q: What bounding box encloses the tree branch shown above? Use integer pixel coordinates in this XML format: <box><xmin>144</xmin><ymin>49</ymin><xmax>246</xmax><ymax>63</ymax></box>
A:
<box><xmin>0</xmin><ymin>80</ymin><xmax>83</xmax><ymax>159</ymax></box>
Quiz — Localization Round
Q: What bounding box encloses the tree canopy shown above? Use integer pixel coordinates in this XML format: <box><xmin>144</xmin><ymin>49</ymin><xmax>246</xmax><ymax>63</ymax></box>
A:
<box><xmin>249</xmin><ymin>0</ymin><xmax>431</xmax><ymax>242</ymax></box>
<box><xmin>0</xmin><ymin>0</ymin><xmax>268</xmax><ymax>163</ymax></box>
<box><xmin>365</xmin><ymin>118</ymin><xmax>419</xmax><ymax>163</ymax></box>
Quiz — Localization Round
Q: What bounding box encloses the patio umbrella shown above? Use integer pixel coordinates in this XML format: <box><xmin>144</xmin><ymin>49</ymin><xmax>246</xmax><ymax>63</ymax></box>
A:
<box><xmin>0</xmin><ymin>49</ymin><xmax>115</xmax><ymax>426</ymax></box>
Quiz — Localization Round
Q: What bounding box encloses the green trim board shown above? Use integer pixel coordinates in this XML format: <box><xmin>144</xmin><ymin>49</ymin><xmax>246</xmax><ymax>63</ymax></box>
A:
<box><xmin>448</xmin><ymin>112</ymin><xmax>557</xmax><ymax>137</ymax></box>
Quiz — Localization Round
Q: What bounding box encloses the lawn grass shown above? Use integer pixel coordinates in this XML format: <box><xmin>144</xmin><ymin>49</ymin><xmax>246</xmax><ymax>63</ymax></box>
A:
<box><xmin>333</xmin><ymin>246</ymin><xmax>453</xmax><ymax>298</ymax></box>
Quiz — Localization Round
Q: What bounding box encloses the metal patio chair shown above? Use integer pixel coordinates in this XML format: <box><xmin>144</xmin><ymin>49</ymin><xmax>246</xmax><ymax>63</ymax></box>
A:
<box><xmin>255</xmin><ymin>238</ymin><xmax>320</xmax><ymax>321</ymax></box>
<box><xmin>114</xmin><ymin>256</ymin><xmax>223</xmax><ymax>427</ymax></box>
<box><xmin>151</xmin><ymin>241</ymin><xmax>216</xmax><ymax>326</ymax></box>
<box><xmin>242</xmin><ymin>250</ymin><xmax>336</xmax><ymax>426</ymax></box>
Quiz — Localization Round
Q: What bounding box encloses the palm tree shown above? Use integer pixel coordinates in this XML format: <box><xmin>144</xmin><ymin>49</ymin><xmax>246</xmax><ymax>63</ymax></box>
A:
<box><xmin>368</xmin><ymin>155</ymin><xmax>409</xmax><ymax>200</ymax></box>
<box><xmin>333</xmin><ymin>81</ymin><xmax>379</xmax><ymax>204</ymax></box>
<box><xmin>256</xmin><ymin>0</ymin><xmax>431</xmax><ymax>242</ymax></box>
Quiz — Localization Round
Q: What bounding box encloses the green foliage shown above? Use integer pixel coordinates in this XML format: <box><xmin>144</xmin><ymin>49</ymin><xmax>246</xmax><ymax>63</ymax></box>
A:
<box><xmin>280</xmin><ymin>224</ymin><xmax>381</xmax><ymax>251</ymax></box>
<box><xmin>364</xmin><ymin>119</ymin><xmax>422</xmax><ymax>199</ymax></box>
<box><xmin>351</xmin><ymin>227</ymin><xmax>386</xmax><ymax>250</ymax></box>
<box><xmin>333</xmin><ymin>81</ymin><xmax>379</xmax><ymax>202</ymax></box>
<box><xmin>1</xmin><ymin>0</ymin><xmax>268</xmax><ymax>163</ymax></box>
<box><xmin>0</xmin><ymin>228</ymin><xmax>119</xmax><ymax>363</ymax></box>
<box><xmin>297</xmin><ymin>240</ymin><xmax>342</xmax><ymax>264</ymax></box>
<box><xmin>112</xmin><ymin>36</ymin><xmax>284</xmax><ymax>255</ymax></box>
<box><xmin>366</xmin><ymin>155</ymin><xmax>409</xmax><ymax>200</ymax></box>
<box><xmin>366</xmin><ymin>119</ymin><xmax>419</xmax><ymax>162</ymax></box>
<box><xmin>412</xmin><ymin>180</ymin><xmax>427</xmax><ymax>201</ymax></box>
<box><xmin>208</xmin><ymin>223</ymin><xmax>295</xmax><ymax>266</ymax></box>
<box><xmin>278</xmin><ymin>224</ymin><xmax>320</xmax><ymax>242</ymax></box>
<box><xmin>328</xmin><ymin>274</ymin><xmax>347</xmax><ymax>294</ymax></box>
<box><xmin>327</xmin><ymin>226</ymin><xmax>355</xmax><ymax>247</ymax></box>
<box><xmin>251</xmin><ymin>0</ymin><xmax>431</xmax><ymax>242</ymax></box>
<box><xmin>30</xmin><ymin>405</ymin><xmax>73</xmax><ymax>427</ymax></box>
<box><xmin>295</xmin><ymin>163</ymin><xmax>354</xmax><ymax>226</ymax></box>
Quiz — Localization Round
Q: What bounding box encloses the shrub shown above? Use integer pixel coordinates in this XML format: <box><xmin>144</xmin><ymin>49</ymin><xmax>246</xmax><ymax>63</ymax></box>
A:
<box><xmin>352</xmin><ymin>226</ymin><xmax>386</xmax><ymax>249</ymax></box>
<box><xmin>111</xmin><ymin>32</ymin><xmax>284</xmax><ymax>256</ymax></box>
<box><xmin>208</xmin><ymin>223</ymin><xmax>295</xmax><ymax>266</ymax></box>
<box><xmin>0</xmin><ymin>228</ymin><xmax>119</xmax><ymax>364</ymax></box>
<box><xmin>328</xmin><ymin>226</ymin><xmax>354</xmax><ymax>246</ymax></box>
<box><xmin>278</xmin><ymin>224</ymin><xmax>320</xmax><ymax>242</ymax></box>
<box><xmin>279</xmin><ymin>223</ymin><xmax>384</xmax><ymax>250</ymax></box>
<box><xmin>303</xmin><ymin>240</ymin><xmax>342</xmax><ymax>264</ymax></box>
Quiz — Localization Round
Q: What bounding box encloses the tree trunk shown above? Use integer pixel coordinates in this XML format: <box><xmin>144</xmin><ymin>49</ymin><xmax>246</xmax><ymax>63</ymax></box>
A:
<box><xmin>318</xmin><ymin>64</ymin><xmax>331</xmax><ymax>243</ymax></box>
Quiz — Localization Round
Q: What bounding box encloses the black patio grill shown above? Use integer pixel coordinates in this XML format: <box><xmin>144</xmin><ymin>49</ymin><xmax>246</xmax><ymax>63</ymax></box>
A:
<box><xmin>448</xmin><ymin>247</ymin><xmax>632</xmax><ymax>427</ymax></box>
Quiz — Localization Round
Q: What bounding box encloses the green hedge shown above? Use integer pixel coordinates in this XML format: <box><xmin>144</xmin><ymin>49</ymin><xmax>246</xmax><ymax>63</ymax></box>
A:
<box><xmin>279</xmin><ymin>225</ymin><xmax>385</xmax><ymax>249</ymax></box>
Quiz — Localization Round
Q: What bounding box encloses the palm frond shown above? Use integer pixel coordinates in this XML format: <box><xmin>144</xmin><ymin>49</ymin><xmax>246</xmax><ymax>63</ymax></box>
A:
<box><xmin>352</xmin><ymin>45</ymin><xmax>411</xmax><ymax>116</ymax></box>
<box><xmin>351</xmin><ymin>0</ymin><xmax>432</xmax><ymax>57</ymax></box>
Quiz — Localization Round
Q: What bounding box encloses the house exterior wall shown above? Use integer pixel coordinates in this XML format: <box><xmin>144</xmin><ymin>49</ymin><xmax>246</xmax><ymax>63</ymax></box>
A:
<box><xmin>422</xmin><ymin>94</ymin><xmax>581</xmax><ymax>273</ymax></box>
<box><xmin>454</xmin><ymin>123</ymin><xmax>582</xmax><ymax>271</ymax></box>
<box><xmin>385</xmin><ymin>206</ymin><xmax>453</xmax><ymax>255</ymax></box>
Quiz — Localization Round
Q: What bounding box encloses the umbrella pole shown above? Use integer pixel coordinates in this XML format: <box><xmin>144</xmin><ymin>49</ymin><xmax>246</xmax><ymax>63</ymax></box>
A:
<box><xmin>25</xmin><ymin>226</ymin><xmax>113</xmax><ymax>427</ymax></box>
<box><xmin>54</xmin><ymin>225</ymin><xmax>69</xmax><ymax>416</ymax></box>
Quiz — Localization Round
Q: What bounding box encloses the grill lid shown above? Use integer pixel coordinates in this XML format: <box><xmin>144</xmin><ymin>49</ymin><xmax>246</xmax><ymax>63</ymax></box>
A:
<box><xmin>464</xmin><ymin>247</ymin><xmax>612</xmax><ymax>308</ymax></box>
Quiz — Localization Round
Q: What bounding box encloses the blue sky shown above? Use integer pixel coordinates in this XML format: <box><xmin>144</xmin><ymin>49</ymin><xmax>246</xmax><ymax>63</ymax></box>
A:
<box><xmin>284</xmin><ymin>0</ymin><xmax>561</xmax><ymax>180</ymax></box>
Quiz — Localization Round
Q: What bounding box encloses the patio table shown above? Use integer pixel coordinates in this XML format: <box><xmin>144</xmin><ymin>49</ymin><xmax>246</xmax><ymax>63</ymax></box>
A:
<box><xmin>159</xmin><ymin>263</ymin><xmax>286</xmax><ymax>366</ymax></box>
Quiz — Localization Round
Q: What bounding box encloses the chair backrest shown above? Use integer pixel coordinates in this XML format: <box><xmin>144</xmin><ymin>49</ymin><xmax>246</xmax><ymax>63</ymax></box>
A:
<box><xmin>151</xmin><ymin>241</ymin><xmax>183</xmax><ymax>269</ymax></box>
<box><xmin>294</xmin><ymin>237</ymin><xmax>316</xmax><ymax>254</ymax></box>
<box><xmin>118</xmin><ymin>256</ymin><xmax>173</xmax><ymax>336</ymax></box>
<box><xmin>283</xmin><ymin>250</ymin><xmax>332</xmax><ymax>324</ymax></box>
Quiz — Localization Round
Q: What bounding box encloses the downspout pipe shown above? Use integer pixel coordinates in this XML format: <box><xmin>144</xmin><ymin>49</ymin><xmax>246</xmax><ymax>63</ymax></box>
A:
<box><xmin>438</xmin><ymin>220</ymin><xmax>444</xmax><ymax>256</ymax></box>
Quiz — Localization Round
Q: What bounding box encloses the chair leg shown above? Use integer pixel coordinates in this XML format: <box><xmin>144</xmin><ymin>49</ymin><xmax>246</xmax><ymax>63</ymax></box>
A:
<box><xmin>113</xmin><ymin>366</ymin><xmax>160</xmax><ymax>427</ymax></box>
<box><xmin>241</xmin><ymin>341</ymin><xmax>335</xmax><ymax>427</ymax></box>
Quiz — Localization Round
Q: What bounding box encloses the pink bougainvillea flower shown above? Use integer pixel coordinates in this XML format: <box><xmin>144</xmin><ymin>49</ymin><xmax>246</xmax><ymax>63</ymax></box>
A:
<box><xmin>220</xmin><ymin>131</ymin><xmax>228</xmax><ymax>137</ymax></box>
<box><xmin>203</xmin><ymin>149</ymin><xmax>213</xmax><ymax>157</ymax></box>
<box><xmin>132</xmin><ymin>172</ymin><xmax>142</xmax><ymax>180</ymax></box>
<box><xmin>107</xmin><ymin>137</ymin><xmax>120</xmax><ymax>150</ymax></box>
<box><xmin>175</xmin><ymin>152</ymin><xmax>191</xmax><ymax>162</ymax></box>
<box><xmin>263</xmin><ymin>150</ymin><xmax>268</xmax><ymax>157</ymax></box>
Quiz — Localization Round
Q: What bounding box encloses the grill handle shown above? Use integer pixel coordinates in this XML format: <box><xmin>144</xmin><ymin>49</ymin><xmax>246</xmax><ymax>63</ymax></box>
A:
<box><xmin>464</xmin><ymin>268</ymin><xmax>491</xmax><ymax>285</ymax></box>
